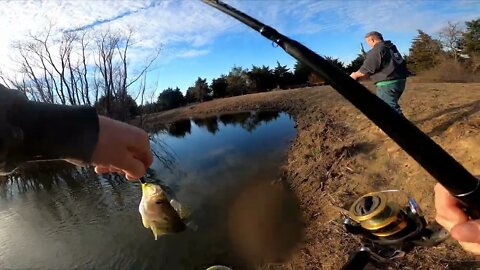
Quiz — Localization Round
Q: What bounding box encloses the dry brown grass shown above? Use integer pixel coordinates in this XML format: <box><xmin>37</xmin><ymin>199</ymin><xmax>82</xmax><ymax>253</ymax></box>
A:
<box><xmin>410</xmin><ymin>60</ymin><xmax>479</xmax><ymax>83</ymax></box>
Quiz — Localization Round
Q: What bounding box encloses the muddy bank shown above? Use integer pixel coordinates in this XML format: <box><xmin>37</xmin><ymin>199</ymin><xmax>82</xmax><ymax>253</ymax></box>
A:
<box><xmin>143</xmin><ymin>82</ymin><xmax>480</xmax><ymax>269</ymax></box>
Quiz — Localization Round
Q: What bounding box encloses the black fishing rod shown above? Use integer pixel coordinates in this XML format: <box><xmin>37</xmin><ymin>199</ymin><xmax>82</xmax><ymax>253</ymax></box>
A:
<box><xmin>202</xmin><ymin>0</ymin><xmax>480</xmax><ymax>218</ymax></box>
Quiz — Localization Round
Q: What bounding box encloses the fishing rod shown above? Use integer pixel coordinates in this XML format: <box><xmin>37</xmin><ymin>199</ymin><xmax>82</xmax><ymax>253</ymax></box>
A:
<box><xmin>201</xmin><ymin>0</ymin><xmax>480</xmax><ymax>218</ymax></box>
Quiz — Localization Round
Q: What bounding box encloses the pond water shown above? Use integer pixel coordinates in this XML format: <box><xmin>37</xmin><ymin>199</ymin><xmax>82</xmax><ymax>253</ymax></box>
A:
<box><xmin>0</xmin><ymin>111</ymin><xmax>302</xmax><ymax>269</ymax></box>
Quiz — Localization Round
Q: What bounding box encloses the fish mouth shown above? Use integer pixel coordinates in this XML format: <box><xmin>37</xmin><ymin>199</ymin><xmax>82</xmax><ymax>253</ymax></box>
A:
<box><xmin>142</xmin><ymin>183</ymin><xmax>161</xmax><ymax>195</ymax></box>
<box><xmin>155</xmin><ymin>199</ymin><xmax>169</xmax><ymax>205</ymax></box>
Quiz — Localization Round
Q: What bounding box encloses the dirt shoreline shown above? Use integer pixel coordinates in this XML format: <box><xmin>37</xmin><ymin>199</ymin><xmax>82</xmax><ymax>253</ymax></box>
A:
<box><xmin>142</xmin><ymin>82</ymin><xmax>480</xmax><ymax>269</ymax></box>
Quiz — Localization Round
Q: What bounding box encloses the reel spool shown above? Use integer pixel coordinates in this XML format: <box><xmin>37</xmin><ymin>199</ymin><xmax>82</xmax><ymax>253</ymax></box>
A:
<box><xmin>348</xmin><ymin>192</ymin><xmax>413</xmax><ymax>239</ymax></box>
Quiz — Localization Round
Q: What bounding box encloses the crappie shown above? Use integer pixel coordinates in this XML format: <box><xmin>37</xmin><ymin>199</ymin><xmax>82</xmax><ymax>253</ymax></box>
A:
<box><xmin>139</xmin><ymin>182</ymin><xmax>187</xmax><ymax>240</ymax></box>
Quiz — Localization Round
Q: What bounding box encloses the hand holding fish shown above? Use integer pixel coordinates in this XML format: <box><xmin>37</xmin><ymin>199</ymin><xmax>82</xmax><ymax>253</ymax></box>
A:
<box><xmin>91</xmin><ymin>116</ymin><xmax>153</xmax><ymax>180</ymax></box>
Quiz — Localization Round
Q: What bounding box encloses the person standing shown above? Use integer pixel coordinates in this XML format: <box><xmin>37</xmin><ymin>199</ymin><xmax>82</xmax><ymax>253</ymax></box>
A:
<box><xmin>350</xmin><ymin>31</ymin><xmax>410</xmax><ymax>115</ymax></box>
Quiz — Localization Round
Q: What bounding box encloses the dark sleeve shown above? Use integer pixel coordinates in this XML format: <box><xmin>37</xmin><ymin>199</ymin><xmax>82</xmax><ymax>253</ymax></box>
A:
<box><xmin>0</xmin><ymin>84</ymin><xmax>99</xmax><ymax>174</ymax></box>
<box><xmin>359</xmin><ymin>48</ymin><xmax>383</xmax><ymax>75</ymax></box>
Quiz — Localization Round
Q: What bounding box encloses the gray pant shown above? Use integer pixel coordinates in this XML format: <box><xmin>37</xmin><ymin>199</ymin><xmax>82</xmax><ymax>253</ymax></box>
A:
<box><xmin>376</xmin><ymin>80</ymin><xmax>406</xmax><ymax>115</ymax></box>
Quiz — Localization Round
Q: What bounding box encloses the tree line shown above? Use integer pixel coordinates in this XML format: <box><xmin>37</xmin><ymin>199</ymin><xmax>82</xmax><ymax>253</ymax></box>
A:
<box><xmin>143</xmin><ymin>55</ymin><xmax>365</xmax><ymax>114</ymax></box>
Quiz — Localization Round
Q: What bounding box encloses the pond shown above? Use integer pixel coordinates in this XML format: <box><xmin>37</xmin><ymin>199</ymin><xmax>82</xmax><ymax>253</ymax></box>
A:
<box><xmin>0</xmin><ymin>111</ymin><xmax>302</xmax><ymax>269</ymax></box>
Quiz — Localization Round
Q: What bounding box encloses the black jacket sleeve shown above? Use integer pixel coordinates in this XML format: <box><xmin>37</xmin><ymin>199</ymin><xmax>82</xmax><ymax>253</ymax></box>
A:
<box><xmin>0</xmin><ymin>84</ymin><xmax>99</xmax><ymax>174</ymax></box>
<box><xmin>359</xmin><ymin>46</ymin><xmax>383</xmax><ymax>75</ymax></box>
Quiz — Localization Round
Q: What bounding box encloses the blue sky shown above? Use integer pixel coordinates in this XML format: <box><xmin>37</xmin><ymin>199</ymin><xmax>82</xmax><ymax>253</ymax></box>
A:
<box><xmin>1</xmin><ymin>0</ymin><xmax>479</xmax><ymax>97</ymax></box>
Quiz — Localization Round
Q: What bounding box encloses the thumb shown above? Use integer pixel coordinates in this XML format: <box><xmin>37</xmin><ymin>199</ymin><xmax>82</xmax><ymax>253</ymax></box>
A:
<box><xmin>451</xmin><ymin>221</ymin><xmax>480</xmax><ymax>243</ymax></box>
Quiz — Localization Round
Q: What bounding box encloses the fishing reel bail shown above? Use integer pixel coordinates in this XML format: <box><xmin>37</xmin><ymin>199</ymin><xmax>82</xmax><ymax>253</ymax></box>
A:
<box><xmin>343</xmin><ymin>190</ymin><xmax>448</xmax><ymax>248</ymax></box>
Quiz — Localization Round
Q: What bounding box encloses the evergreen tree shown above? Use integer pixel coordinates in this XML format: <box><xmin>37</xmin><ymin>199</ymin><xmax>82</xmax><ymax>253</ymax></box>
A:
<box><xmin>407</xmin><ymin>30</ymin><xmax>443</xmax><ymax>72</ymax></box>
<box><xmin>463</xmin><ymin>18</ymin><xmax>480</xmax><ymax>71</ymax></box>
<box><xmin>186</xmin><ymin>77</ymin><xmax>210</xmax><ymax>102</ymax></box>
<box><xmin>293</xmin><ymin>61</ymin><xmax>312</xmax><ymax>84</ymax></box>
<box><xmin>157</xmin><ymin>87</ymin><xmax>185</xmax><ymax>110</ymax></box>
<box><xmin>248</xmin><ymin>65</ymin><xmax>276</xmax><ymax>92</ymax></box>
<box><xmin>225</xmin><ymin>66</ymin><xmax>249</xmax><ymax>96</ymax></box>
<box><xmin>211</xmin><ymin>76</ymin><xmax>228</xmax><ymax>98</ymax></box>
<box><xmin>346</xmin><ymin>44</ymin><xmax>367</xmax><ymax>73</ymax></box>
<box><xmin>273</xmin><ymin>61</ymin><xmax>294</xmax><ymax>89</ymax></box>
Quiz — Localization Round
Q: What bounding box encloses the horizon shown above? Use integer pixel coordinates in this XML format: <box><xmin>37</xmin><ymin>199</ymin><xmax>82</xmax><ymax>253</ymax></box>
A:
<box><xmin>1</xmin><ymin>0</ymin><xmax>479</xmax><ymax>96</ymax></box>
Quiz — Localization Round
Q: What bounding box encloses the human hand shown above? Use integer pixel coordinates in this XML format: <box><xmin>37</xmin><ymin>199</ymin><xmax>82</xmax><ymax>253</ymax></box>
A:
<box><xmin>435</xmin><ymin>183</ymin><xmax>480</xmax><ymax>255</ymax></box>
<box><xmin>89</xmin><ymin>116</ymin><xmax>153</xmax><ymax>180</ymax></box>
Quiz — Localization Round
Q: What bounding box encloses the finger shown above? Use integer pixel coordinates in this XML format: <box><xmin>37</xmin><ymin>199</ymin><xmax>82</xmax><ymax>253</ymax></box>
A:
<box><xmin>115</xmin><ymin>156</ymin><xmax>146</xmax><ymax>180</ymax></box>
<box><xmin>127</xmin><ymin>127</ymin><xmax>149</xmax><ymax>150</ymax></box>
<box><xmin>434</xmin><ymin>183</ymin><xmax>459</xmax><ymax>207</ymax></box>
<box><xmin>95</xmin><ymin>166</ymin><xmax>111</xmax><ymax>174</ymax></box>
<box><xmin>458</xmin><ymin>241</ymin><xmax>480</xmax><ymax>256</ymax></box>
<box><xmin>434</xmin><ymin>183</ymin><xmax>469</xmax><ymax>231</ymax></box>
<box><xmin>108</xmin><ymin>166</ymin><xmax>122</xmax><ymax>173</ymax></box>
<box><xmin>126</xmin><ymin>173</ymin><xmax>140</xmax><ymax>181</ymax></box>
<box><xmin>451</xmin><ymin>221</ymin><xmax>480</xmax><ymax>244</ymax></box>
<box><xmin>132</xmin><ymin>148</ymin><xmax>154</xmax><ymax>169</ymax></box>
<box><xmin>128</xmin><ymin>131</ymin><xmax>152</xmax><ymax>167</ymax></box>
<box><xmin>142</xmin><ymin>149</ymin><xmax>154</xmax><ymax>168</ymax></box>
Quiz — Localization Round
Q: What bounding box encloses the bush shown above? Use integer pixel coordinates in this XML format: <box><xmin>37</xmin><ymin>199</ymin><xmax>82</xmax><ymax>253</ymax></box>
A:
<box><xmin>409</xmin><ymin>60</ymin><xmax>479</xmax><ymax>83</ymax></box>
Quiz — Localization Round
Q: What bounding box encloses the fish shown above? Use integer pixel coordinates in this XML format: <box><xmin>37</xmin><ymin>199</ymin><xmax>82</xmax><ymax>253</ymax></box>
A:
<box><xmin>139</xmin><ymin>182</ymin><xmax>188</xmax><ymax>240</ymax></box>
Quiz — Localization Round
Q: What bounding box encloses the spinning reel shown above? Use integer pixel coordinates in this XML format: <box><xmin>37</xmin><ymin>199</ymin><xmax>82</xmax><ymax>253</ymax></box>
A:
<box><xmin>341</xmin><ymin>190</ymin><xmax>449</xmax><ymax>269</ymax></box>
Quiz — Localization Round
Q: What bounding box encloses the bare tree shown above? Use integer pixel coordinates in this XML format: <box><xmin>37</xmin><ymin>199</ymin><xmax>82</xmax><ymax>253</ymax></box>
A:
<box><xmin>438</xmin><ymin>21</ymin><xmax>464</xmax><ymax>61</ymax></box>
<box><xmin>94</xmin><ymin>30</ymin><xmax>120</xmax><ymax>115</ymax></box>
<box><xmin>93</xmin><ymin>28</ymin><xmax>160</xmax><ymax>120</ymax></box>
<box><xmin>8</xmin><ymin>25</ymin><xmax>161</xmax><ymax>121</ymax></box>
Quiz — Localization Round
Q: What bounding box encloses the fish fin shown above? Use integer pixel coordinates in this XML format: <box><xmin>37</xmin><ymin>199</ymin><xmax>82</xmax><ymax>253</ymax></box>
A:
<box><xmin>150</xmin><ymin>221</ymin><xmax>167</xmax><ymax>240</ymax></box>
<box><xmin>170</xmin><ymin>199</ymin><xmax>190</xmax><ymax>219</ymax></box>
<box><xmin>141</xmin><ymin>216</ymin><xmax>150</xmax><ymax>229</ymax></box>
<box><xmin>185</xmin><ymin>221</ymin><xmax>198</xmax><ymax>231</ymax></box>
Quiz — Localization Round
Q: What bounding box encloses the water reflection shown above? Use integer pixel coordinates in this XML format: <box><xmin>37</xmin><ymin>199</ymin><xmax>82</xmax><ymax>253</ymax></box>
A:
<box><xmin>0</xmin><ymin>111</ymin><xmax>299</xmax><ymax>269</ymax></box>
<box><xmin>219</xmin><ymin>112</ymin><xmax>251</xmax><ymax>127</ymax></box>
<box><xmin>1</xmin><ymin>162</ymin><xmax>90</xmax><ymax>196</ymax></box>
<box><xmin>166</xmin><ymin>111</ymin><xmax>281</xmax><ymax>137</ymax></box>
<box><xmin>1</xmin><ymin>143</ymin><xmax>176</xmax><ymax>197</ymax></box>
<box><xmin>193</xmin><ymin>116</ymin><xmax>220</xmax><ymax>134</ymax></box>
<box><xmin>167</xmin><ymin>119</ymin><xmax>192</xmax><ymax>138</ymax></box>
